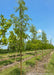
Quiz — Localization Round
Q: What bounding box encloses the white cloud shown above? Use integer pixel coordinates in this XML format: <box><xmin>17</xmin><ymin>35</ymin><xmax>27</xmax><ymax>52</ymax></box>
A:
<box><xmin>37</xmin><ymin>29</ymin><xmax>42</xmax><ymax>33</ymax></box>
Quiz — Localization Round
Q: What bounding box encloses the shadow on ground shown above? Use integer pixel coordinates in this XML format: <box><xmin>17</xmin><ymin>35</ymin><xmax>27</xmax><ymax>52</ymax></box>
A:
<box><xmin>8</xmin><ymin>68</ymin><xmax>25</xmax><ymax>75</ymax></box>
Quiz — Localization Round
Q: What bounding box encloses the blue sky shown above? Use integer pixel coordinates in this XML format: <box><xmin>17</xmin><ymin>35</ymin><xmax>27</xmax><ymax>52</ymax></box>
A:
<box><xmin>0</xmin><ymin>0</ymin><xmax>54</xmax><ymax>45</ymax></box>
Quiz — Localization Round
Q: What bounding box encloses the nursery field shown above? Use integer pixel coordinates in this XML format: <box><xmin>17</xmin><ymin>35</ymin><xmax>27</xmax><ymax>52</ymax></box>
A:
<box><xmin>0</xmin><ymin>0</ymin><xmax>54</xmax><ymax>75</ymax></box>
<box><xmin>0</xmin><ymin>49</ymin><xmax>53</xmax><ymax>75</ymax></box>
<box><xmin>45</xmin><ymin>52</ymin><xmax>54</xmax><ymax>75</ymax></box>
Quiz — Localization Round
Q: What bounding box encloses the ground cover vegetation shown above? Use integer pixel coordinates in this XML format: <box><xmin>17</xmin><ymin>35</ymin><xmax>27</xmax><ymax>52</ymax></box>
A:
<box><xmin>0</xmin><ymin>0</ymin><xmax>54</xmax><ymax>75</ymax></box>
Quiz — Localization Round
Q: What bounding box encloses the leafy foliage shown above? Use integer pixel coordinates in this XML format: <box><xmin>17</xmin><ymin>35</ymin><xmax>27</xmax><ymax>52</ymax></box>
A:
<box><xmin>0</xmin><ymin>15</ymin><xmax>11</xmax><ymax>45</ymax></box>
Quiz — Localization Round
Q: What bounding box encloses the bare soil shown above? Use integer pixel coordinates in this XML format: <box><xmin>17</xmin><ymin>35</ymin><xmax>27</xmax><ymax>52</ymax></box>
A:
<box><xmin>0</xmin><ymin>50</ymin><xmax>54</xmax><ymax>74</ymax></box>
<box><xmin>0</xmin><ymin>52</ymin><xmax>41</xmax><ymax>71</ymax></box>
<box><xmin>26</xmin><ymin>51</ymin><xmax>54</xmax><ymax>75</ymax></box>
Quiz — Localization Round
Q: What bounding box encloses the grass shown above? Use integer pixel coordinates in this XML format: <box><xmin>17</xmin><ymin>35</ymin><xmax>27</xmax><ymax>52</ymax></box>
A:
<box><xmin>0</xmin><ymin>50</ymin><xmax>49</xmax><ymax>59</ymax></box>
<box><xmin>25</xmin><ymin>51</ymin><xmax>48</xmax><ymax>67</ymax></box>
<box><xmin>8</xmin><ymin>68</ymin><xmax>25</xmax><ymax>75</ymax></box>
<box><xmin>0</xmin><ymin>55</ymin><xmax>33</xmax><ymax>67</ymax></box>
<box><xmin>0</xmin><ymin>64</ymin><xmax>25</xmax><ymax>75</ymax></box>
<box><xmin>26</xmin><ymin>57</ymin><xmax>36</xmax><ymax>67</ymax></box>
<box><xmin>0</xmin><ymin>49</ymin><xmax>52</xmax><ymax>75</ymax></box>
<box><xmin>45</xmin><ymin>53</ymin><xmax>54</xmax><ymax>75</ymax></box>
<box><xmin>0</xmin><ymin>50</ymin><xmax>44</xmax><ymax>67</ymax></box>
<box><xmin>0</xmin><ymin>59</ymin><xmax>14</xmax><ymax>67</ymax></box>
<box><xmin>0</xmin><ymin>50</ymin><xmax>46</xmax><ymax>67</ymax></box>
<box><xmin>0</xmin><ymin>51</ymin><xmax>35</xmax><ymax>59</ymax></box>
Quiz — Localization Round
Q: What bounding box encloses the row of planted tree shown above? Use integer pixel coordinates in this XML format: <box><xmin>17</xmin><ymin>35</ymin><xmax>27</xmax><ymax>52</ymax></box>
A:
<box><xmin>0</xmin><ymin>0</ymin><xmax>54</xmax><ymax>75</ymax></box>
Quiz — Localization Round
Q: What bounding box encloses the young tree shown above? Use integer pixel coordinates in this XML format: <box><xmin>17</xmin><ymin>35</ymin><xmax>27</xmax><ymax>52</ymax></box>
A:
<box><xmin>30</xmin><ymin>24</ymin><xmax>39</xmax><ymax>71</ymax></box>
<box><xmin>50</xmin><ymin>38</ymin><xmax>52</xmax><ymax>44</ymax></box>
<box><xmin>42</xmin><ymin>31</ymin><xmax>48</xmax><ymax>58</ymax></box>
<box><xmin>30</xmin><ymin>24</ymin><xmax>37</xmax><ymax>40</ymax></box>
<box><xmin>0</xmin><ymin>15</ymin><xmax>11</xmax><ymax>46</ymax></box>
<box><xmin>42</xmin><ymin>31</ymin><xmax>48</xmax><ymax>44</ymax></box>
<box><xmin>8</xmin><ymin>31</ymin><xmax>17</xmax><ymax>52</ymax></box>
<box><xmin>10</xmin><ymin>0</ymin><xmax>31</xmax><ymax>75</ymax></box>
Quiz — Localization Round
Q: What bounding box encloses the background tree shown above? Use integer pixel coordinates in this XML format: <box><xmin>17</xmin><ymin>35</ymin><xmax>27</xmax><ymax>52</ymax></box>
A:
<box><xmin>30</xmin><ymin>24</ymin><xmax>41</xmax><ymax>71</ymax></box>
<box><xmin>8</xmin><ymin>31</ymin><xmax>17</xmax><ymax>52</ymax></box>
<box><xmin>30</xmin><ymin>24</ymin><xmax>37</xmax><ymax>40</ymax></box>
<box><xmin>41</xmin><ymin>31</ymin><xmax>48</xmax><ymax>58</ymax></box>
<box><xmin>42</xmin><ymin>31</ymin><xmax>48</xmax><ymax>44</ymax></box>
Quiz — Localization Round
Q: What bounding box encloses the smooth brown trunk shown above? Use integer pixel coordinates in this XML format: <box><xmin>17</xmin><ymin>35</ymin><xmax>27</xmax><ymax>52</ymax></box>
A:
<box><xmin>20</xmin><ymin>51</ymin><xmax>22</xmax><ymax>75</ymax></box>
<box><xmin>20</xmin><ymin>6</ymin><xmax>23</xmax><ymax>75</ymax></box>
<box><xmin>46</xmin><ymin>50</ymin><xmax>47</xmax><ymax>57</ymax></box>
<box><xmin>20</xmin><ymin>31</ymin><xmax>22</xmax><ymax>75</ymax></box>
<box><xmin>35</xmin><ymin>50</ymin><xmax>38</xmax><ymax>71</ymax></box>
<box><xmin>15</xmin><ymin>51</ymin><xmax>17</xmax><ymax>63</ymax></box>
<box><xmin>42</xmin><ymin>49</ymin><xmax>43</xmax><ymax>59</ymax></box>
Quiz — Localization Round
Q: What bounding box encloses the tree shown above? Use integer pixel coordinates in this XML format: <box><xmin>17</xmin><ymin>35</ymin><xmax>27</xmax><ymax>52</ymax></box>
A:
<box><xmin>8</xmin><ymin>31</ymin><xmax>17</xmax><ymax>52</ymax></box>
<box><xmin>30</xmin><ymin>24</ymin><xmax>41</xmax><ymax>71</ymax></box>
<box><xmin>42</xmin><ymin>31</ymin><xmax>48</xmax><ymax>44</ymax></box>
<box><xmin>10</xmin><ymin>0</ymin><xmax>30</xmax><ymax>75</ymax></box>
<box><xmin>50</xmin><ymin>38</ymin><xmax>52</xmax><ymax>44</ymax></box>
<box><xmin>30</xmin><ymin>24</ymin><xmax>37</xmax><ymax>40</ymax></box>
<box><xmin>26</xmin><ymin>40</ymin><xmax>32</xmax><ymax>50</ymax></box>
<box><xmin>0</xmin><ymin>15</ymin><xmax>11</xmax><ymax>46</ymax></box>
<box><xmin>41</xmin><ymin>31</ymin><xmax>48</xmax><ymax>58</ymax></box>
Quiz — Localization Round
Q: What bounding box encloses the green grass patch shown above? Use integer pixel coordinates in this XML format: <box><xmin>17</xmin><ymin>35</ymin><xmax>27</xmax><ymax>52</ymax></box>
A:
<box><xmin>26</xmin><ymin>57</ymin><xmax>36</xmax><ymax>67</ymax></box>
<box><xmin>45</xmin><ymin>53</ymin><xmax>54</xmax><ymax>75</ymax></box>
<box><xmin>0</xmin><ymin>50</ymin><xmax>52</xmax><ymax>75</ymax></box>
<box><xmin>0</xmin><ymin>65</ymin><xmax>25</xmax><ymax>75</ymax></box>
<box><xmin>0</xmin><ymin>60</ymin><xmax>14</xmax><ymax>66</ymax></box>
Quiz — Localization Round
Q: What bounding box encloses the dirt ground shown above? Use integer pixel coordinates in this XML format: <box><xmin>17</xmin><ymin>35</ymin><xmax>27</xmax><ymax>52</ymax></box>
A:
<box><xmin>26</xmin><ymin>51</ymin><xmax>54</xmax><ymax>75</ymax></box>
<box><xmin>0</xmin><ymin>50</ymin><xmax>54</xmax><ymax>75</ymax></box>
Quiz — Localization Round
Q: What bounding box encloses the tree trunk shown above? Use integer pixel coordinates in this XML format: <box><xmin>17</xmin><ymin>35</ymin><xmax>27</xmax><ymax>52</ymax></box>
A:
<box><xmin>35</xmin><ymin>50</ymin><xmax>38</xmax><ymax>71</ymax></box>
<box><xmin>19</xmin><ymin>27</ymin><xmax>22</xmax><ymax>75</ymax></box>
<box><xmin>20</xmin><ymin>51</ymin><xmax>22</xmax><ymax>75</ymax></box>
<box><xmin>42</xmin><ymin>49</ymin><xmax>43</xmax><ymax>59</ymax></box>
